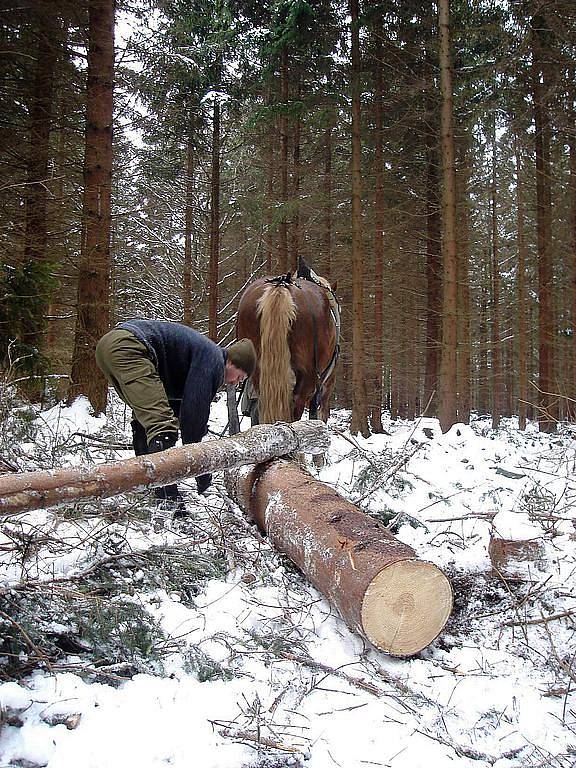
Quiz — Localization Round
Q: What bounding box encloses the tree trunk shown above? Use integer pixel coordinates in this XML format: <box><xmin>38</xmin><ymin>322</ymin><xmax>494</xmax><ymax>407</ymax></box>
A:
<box><xmin>265</xmin><ymin>119</ymin><xmax>275</xmax><ymax>275</ymax></box>
<box><xmin>278</xmin><ymin>45</ymin><xmax>289</xmax><ymax>273</ymax></box>
<box><xmin>208</xmin><ymin>94</ymin><xmax>221</xmax><ymax>341</ymax></box>
<box><xmin>228</xmin><ymin>459</ymin><xmax>453</xmax><ymax>657</ymax></box>
<box><xmin>456</xmin><ymin>135</ymin><xmax>471</xmax><ymax>424</ymax></box>
<box><xmin>570</xmin><ymin>104</ymin><xmax>576</xmax><ymax>415</ymax></box>
<box><xmin>437</xmin><ymin>0</ymin><xmax>458</xmax><ymax>434</ymax></box>
<box><xmin>323</xmin><ymin>111</ymin><xmax>333</xmax><ymax>279</ymax></box>
<box><xmin>349</xmin><ymin>0</ymin><xmax>369</xmax><ymax>437</ymax></box>
<box><xmin>478</xmin><ymin>270</ymin><xmax>489</xmax><ymax>414</ymax></box>
<box><xmin>290</xmin><ymin>78</ymin><xmax>301</xmax><ymax>272</ymax></box>
<box><xmin>370</xmin><ymin>13</ymin><xmax>385</xmax><ymax>433</ymax></box>
<box><xmin>0</xmin><ymin>421</ymin><xmax>329</xmax><ymax>517</ymax></box>
<box><xmin>531</xmin><ymin>12</ymin><xmax>557</xmax><ymax>432</ymax></box>
<box><xmin>183</xmin><ymin>119</ymin><xmax>195</xmax><ymax>325</ymax></box>
<box><xmin>20</xmin><ymin>7</ymin><xmax>58</xmax><ymax>358</ymax></box>
<box><xmin>424</xmin><ymin>126</ymin><xmax>442</xmax><ymax>416</ymax></box>
<box><xmin>515</xmin><ymin>132</ymin><xmax>528</xmax><ymax>430</ymax></box>
<box><xmin>491</xmin><ymin>124</ymin><xmax>501</xmax><ymax>430</ymax></box>
<box><xmin>68</xmin><ymin>0</ymin><xmax>115</xmax><ymax>414</ymax></box>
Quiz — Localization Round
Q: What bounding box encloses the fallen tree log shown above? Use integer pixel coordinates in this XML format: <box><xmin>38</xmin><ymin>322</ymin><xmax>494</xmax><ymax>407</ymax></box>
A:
<box><xmin>0</xmin><ymin>421</ymin><xmax>329</xmax><ymax>518</ymax></box>
<box><xmin>228</xmin><ymin>459</ymin><xmax>453</xmax><ymax>657</ymax></box>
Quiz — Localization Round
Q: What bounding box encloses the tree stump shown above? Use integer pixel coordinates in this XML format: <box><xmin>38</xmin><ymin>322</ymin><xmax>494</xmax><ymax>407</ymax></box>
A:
<box><xmin>488</xmin><ymin>511</ymin><xmax>545</xmax><ymax>580</ymax></box>
<box><xmin>228</xmin><ymin>459</ymin><xmax>453</xmax><ymax>657</ymax></box>
<box><xmin>488</xmin><ymin>538</ymin><xmax>545</xmax><ymax>580</ymax></box>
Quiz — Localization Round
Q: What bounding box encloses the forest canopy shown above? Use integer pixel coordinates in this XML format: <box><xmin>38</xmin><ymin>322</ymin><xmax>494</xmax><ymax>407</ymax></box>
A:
<box><xmin>1</xmin><ymin>0</ymin><xmax>575</xmax><ymax>434</ymax></box>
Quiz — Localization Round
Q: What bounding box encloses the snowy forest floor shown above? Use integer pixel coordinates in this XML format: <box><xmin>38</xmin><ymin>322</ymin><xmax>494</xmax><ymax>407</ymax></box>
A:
<box><xmin>0</xmin><ymin>389</ymin><xmax>575</xmax><ymax>768</ymax></box>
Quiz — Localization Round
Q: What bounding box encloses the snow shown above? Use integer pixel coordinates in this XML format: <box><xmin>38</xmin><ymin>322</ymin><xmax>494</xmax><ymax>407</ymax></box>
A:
<box><xmin>1</xmin><ymin>395</ymin><xmax>575</xmax><ymax>768</ymax></box>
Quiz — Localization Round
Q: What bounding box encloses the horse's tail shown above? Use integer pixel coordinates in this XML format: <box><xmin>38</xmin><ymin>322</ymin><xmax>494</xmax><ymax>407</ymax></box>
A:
<box><xmin>256</xmin><ymin>284</ymin><xmax>297</xmax><ymax>423</ymax></box>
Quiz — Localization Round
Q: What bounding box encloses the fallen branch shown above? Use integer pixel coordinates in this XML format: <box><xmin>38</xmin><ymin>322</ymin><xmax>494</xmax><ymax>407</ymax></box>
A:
<box><xmin>277</xmin><ymin>651</ymin><xmax>384</xmax><ymax>697</ymax></box>
<box><xmin>502</xmin><ymin>608</ymin><xmax>576</xmax><ymax>627</ymax></box>
<box><xmin>216</xmin><ymin>725</ymin><xmax>303</xmax><ymax>753</ymax></box>
<box><xmin>0</xmin><ymin>420</ymin><xmax>329</xmax><ymax>517</ymax></box>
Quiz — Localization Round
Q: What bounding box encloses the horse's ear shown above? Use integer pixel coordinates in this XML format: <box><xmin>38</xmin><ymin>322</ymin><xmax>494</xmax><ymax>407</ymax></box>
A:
<box><xmin>332</xmin><ymin>280</ymin><xmax>338</xmax><ymax>293</ymax></box>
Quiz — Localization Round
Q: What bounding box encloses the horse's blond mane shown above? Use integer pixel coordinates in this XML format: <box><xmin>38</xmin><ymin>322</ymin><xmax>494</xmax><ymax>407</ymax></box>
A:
<box><xmin>256</xmin><ymin>285</ymin><xmax>297</xmax><ymax>423</ymax></box>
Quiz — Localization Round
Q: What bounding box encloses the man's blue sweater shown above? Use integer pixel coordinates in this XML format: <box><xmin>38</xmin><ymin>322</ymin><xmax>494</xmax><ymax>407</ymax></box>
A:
<box><xmin>119</xmin><ymin>320</ymin><xmax>226</xmax><ymax>444</ymax></box>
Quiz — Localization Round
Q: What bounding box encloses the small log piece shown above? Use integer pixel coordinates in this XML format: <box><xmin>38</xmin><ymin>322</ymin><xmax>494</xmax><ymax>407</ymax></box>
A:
<box><xmin>488</xmin><ymin>511</ymin><xmax>545</xmax><ymax>580</ymax></box>
<box><xmin>0</xmin><ymin>421</ymin><xmax>329</xmax><ymax>517</ymax></box>
<box><xmin>488</xmin><ymin>537</ymin><xmax>545</xmax><ymax>580</ymax></box>
<box><xmin>229</xmin><ymin>459</ymin><xmax>453</xmax><ymax>657</ymax></box>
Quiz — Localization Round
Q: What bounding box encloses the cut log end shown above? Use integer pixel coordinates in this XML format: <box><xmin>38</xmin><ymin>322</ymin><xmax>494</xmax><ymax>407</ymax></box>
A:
<box><xmin>361</xmin><ymin>559</ymin><xmax>453</xmax><ymax>657</ymax></box>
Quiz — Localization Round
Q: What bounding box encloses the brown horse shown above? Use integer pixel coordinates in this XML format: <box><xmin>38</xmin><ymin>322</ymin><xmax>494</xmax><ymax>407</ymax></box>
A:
<box><xmin>236</xmin><ymin>272</ymin><xmax>339</xmax><ymax>426</ymax></box>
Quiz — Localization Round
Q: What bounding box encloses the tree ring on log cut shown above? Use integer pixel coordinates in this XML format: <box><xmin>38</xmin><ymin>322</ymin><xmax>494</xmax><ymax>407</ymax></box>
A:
<box><xmin>361</xmin><ymin>558</ymin><xmax>453</xmax><ymax>657</ymax></box>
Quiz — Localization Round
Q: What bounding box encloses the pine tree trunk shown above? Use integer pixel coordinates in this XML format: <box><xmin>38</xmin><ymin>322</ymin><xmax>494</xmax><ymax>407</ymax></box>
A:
<box><xmin>491</xmin><ymin>126</ymin><xmax>501</xmax><ymax>429</ymax></box>
<box><xmin>405</xmin><ymin>283</ymin><xmax>418</xmax><ymax>420</ymax></box>
<box><xmin>390</xmin><ymin>302</ymin><xmax>399</xmax><ymax>420</ymax></box>
<box><xmin>265</xmin><ymin>124</ymin><xmax>275</xmax><ymax>275</ymax></box>
<box><xmin>278</xmin><ymin>45</ymin><xmax>289</xmax><ymax>273</ymax></box>
<box><xmin>68</xmin><ymin>0</ymin><xmax>115</xmax><ymax>414</ymax></box>
<box><xmin>290</xmin><ymin>78</ymin><xmax>301</xmax><ymax>272</ymax></box>
<box><xmin>349</xmin><ymin>0</ymin><xmax>369</xmax><ymax>437</ymax></box>
<box><xmin>515</xmin><ymin>132</ymin><xmax>528</xmax><ymax>430</ymax></box>
<box><xmin>20</xmin><ymin>8</ymin><xmax>58</xmax><ymax>359</ymax></box>
<box><xmin>437</xmin><ymin>0</ymin><xmax>458</xmax><ymax>434</ymax></box>
<box><xmin>46</xmin><ymin>66</ymin><xmax>75</xmax><ymax>396</ymax></box>
<box><xmin>456</xmin><ymin>136</ymin><xmax>471</xmax><ymax>424</ymax></box>
<box><xmin>424</xmin><ymin>131</ymin><xmax>442</xmax><ymax>416</ymax></box>
<box><xmin>323</xmin><ymin>115</ymin><xmax>333</xmax><ymax>279</ymax></box>
<box><xmin>571</xmin><ymin>119</ymin><xmax>576</xmax><ymax>413</ymax></box>
<box><xmin>183</xmin><ymin>119</ymin><xmax>195</xmax><ymax>325</ymax></box>
<box><xmin>531</xmin><ymin>12</ymin><xmax>557</xmax><ymax>432</ymax></box>
<box><xmin>208</xmin><ymin>94</ymin><xmax>221</xmax><ymax>341</ymax></box>
<box><xmin>478</xmin><ymin>276</ymin><xmax>489</xmax><ymax>414</ymax></box>
<box><xmin>370</xmin><ymin>15</ymin><xmax>385</xmax><ymax>433</ymax></box>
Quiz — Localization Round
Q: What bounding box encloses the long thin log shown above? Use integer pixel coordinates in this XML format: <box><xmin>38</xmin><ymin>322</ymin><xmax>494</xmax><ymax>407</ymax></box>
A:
<box><xmin>0</xmin><ymin>421</ymin><xmax>329</xmax><ymax>517</ymax></box>
<box><xmin>228</xmin><ymin>459</ymin><xmax>453</xmax><ymax>657</ymax></box>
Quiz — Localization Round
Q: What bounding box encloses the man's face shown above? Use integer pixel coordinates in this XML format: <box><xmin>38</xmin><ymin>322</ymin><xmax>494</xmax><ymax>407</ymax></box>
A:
<box><xmin>224</xmin><ymin>361</ymin><xmax>248</xmax><ymax>386</ymax></box>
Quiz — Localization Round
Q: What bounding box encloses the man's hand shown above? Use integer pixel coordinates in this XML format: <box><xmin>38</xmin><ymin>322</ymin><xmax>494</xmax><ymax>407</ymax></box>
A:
<box><xmin>196</xmin><ymin>473</ymin><xmax>212</xmax><ymax>494</ymax></box>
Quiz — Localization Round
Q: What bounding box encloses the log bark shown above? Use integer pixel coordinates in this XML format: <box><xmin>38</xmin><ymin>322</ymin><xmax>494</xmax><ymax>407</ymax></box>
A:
<box><xmin>228</xmin><ymin>460</ymin><xmax>452</xmax><ymax>657</ymax></box>
<box><xmin>0</xmin><ymin>422</ymin><xmax>329</xmax><ymax>518</ymax></box>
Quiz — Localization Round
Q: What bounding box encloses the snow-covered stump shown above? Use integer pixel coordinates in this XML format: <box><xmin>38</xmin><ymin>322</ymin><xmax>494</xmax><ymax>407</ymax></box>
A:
<box><xmin>488</xmin><ymin>511</ymin><xmax>545</xmax><ymax>580</ymax></box>
<box><xmin>228</xmin><ymin>459</ymin><xmax>453</xmax><ymax>657</ymax></box>
<box><xmin>488</xmin><ymin>538</ymin><xmax>546</xmax><ymax>580</ymax></box>
<box><xmin>0</xmin><ymin>421</ymin><xmax>329</xmax><ymax>517</ymax></box>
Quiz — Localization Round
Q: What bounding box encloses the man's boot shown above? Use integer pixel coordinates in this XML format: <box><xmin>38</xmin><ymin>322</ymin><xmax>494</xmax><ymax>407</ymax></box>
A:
<box><xmin>131</xmin><ymin>419</ymin><xmax>148</xmax><ymax>456</ymax></box>
<box><xmin>147</xmin><ymin>432</ymin><xmax>187</xmax><ymax>518</ymax></box>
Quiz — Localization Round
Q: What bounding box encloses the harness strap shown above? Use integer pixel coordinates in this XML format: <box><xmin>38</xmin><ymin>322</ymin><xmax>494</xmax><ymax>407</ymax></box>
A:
<box><xmin>301</xmin><ymin>279</ymin><xmax>340</xmax><ymax>402</ymax></box>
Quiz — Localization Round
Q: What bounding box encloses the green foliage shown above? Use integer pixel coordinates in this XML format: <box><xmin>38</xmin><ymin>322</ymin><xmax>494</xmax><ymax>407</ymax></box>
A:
<box><xmin>245</xmin><ymin>614</ymin><xmax>311</xmax><ymax>657</ymax></box>
<box><xmin>85</xmin><ymin>546</ymin><xmax>230</xmax><ymax>601</ymax></box>
<box><xmin>183</xmin><ymin>645</ymin><xmax>234</xmax><ymax>681</ymax></box>
<box><xmin>0</xmin><ymin>589</ymin><xmax>166</xmax><ymax>682</ymax></box>
<box><xmin>0</xmin><ymin>258</ymin><xmax>56</xmax><ymax>387</ymax></box>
